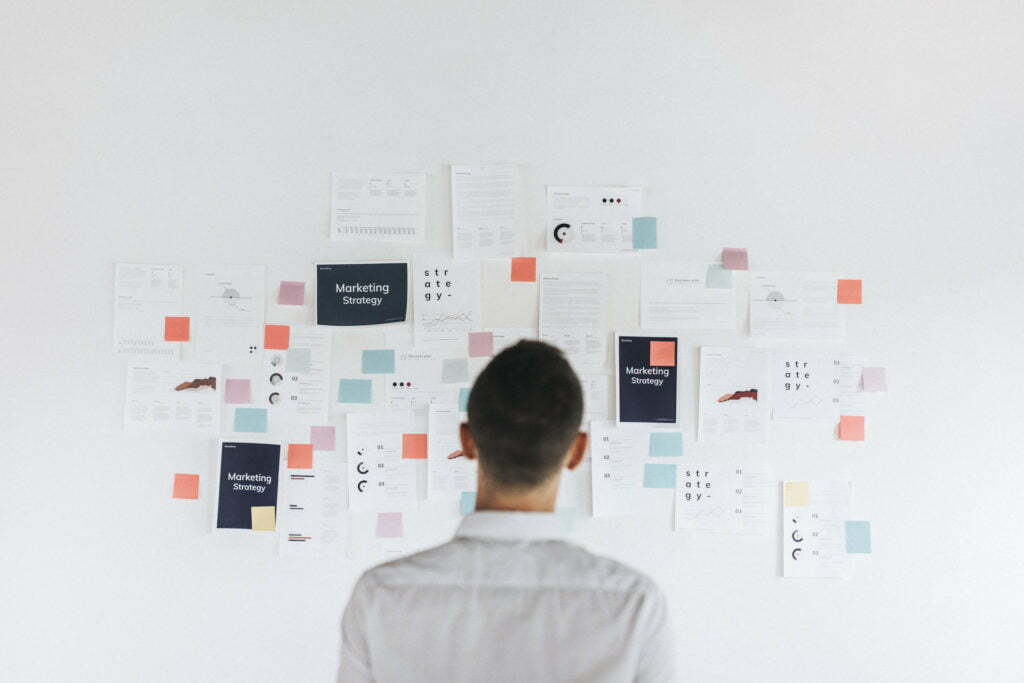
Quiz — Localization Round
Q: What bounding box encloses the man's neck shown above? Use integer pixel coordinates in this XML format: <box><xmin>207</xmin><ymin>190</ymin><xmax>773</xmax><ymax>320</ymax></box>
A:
<box><xmin>474</xmin><ymin>477</ymin><xmax>560</xmax><ymax>513</ymax></box>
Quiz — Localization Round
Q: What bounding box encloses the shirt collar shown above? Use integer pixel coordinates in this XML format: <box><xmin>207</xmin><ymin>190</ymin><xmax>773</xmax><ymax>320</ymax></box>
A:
<box><xmin>455</xmin><ymin>510</ymin><xmax>568</xmax><ymax>542</ymax></box>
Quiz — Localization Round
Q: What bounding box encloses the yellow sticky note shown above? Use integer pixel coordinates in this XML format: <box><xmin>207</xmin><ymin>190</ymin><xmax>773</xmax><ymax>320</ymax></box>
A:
<box><xmin>251</xmin><ymin>505</ymin><xmax>276</xmax><ymax>531</ymax></box>
<box><xmin>784</xmin><ymin>481</ymin><xmax>810</xmax><ymax>507</ymax></box>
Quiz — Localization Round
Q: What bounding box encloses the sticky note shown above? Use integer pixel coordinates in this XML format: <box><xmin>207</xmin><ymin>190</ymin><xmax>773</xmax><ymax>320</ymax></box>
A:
<box><xmin>643</xmin><ymin>463</ymin><xmax>676</xmax><ymax>489</ymax></box>
<box><xmin>705</xmin><ymin>264</ymin><xmax>733</xmax><ymax>289</ymax></box>
<box><xmin>839</xmin><ymin>415</ymin><xmax>865</xmax><ymax>441</ymax></box>
<box><xmin>233</xmin><ymin>407</ymin><xmax>268</xmax><ymax>433</ymax></box>
<box><xmin>172</xmin><ymin>473</ymin><xmax>199</xmax><ymax>499</ymax></box>
<box><xmin>837</xmin><ymin>279</ymin><xmax>862</xmax><ymax>304</ymax></box>
<box><xmin>310</xmin><ymin>425</ymin><xmax>335</xmax><ymax>451</ymax></box>
<box><xmin>224</xmin><ymin>378</ymin><xmax>251</xmax><ymax>404</ymax></box>
<box><xmin>376</xmin><ymin>512</ymin><xmax>403</xmax><ymax>538</ymax></box>
<box><xmin>251</xmin><ymin>506</ymin><xmax>276</xmax><ymax>531</ymax></box>
<box><xmin>784</xmin><ymin>481</ymin><xmax>810</xmax><ymax>507</ymax></box>
<box><xmin>264</xmin><ymin>324</ymin><xmax>290</xmax><ymax>350</ymax></box>
<box><xmin>632</xmin><ymin>217</ymin><xmax>658</xmax><ymax>249</ymax></box>
<box><xmin>459</xmin><ymin>491</ymin><xmax>477</xmax><ymax>515</ymax></box>
<box><xmin>442</xmin><ymin>358</ymin><xmax>469</xmax><ymax>384</ymax></box>
<box><xmin>361</xmin><ymin>349</ymin><xmax>395</xmax><ymax>374</ymax></box>
<box><xmin>278</xmin><ymin>281</ymin><xmax>305</xmax><ymax>306</ymax></box>
<box><xmin>845</xmin><ymin>521</ymin><xmax>872</xmax><ymax>553</ymax></box>
<box><xmin>861</xmin><ymin>367</ymin><xmax>887</xmax><ymax>392</ymax></box>
<box><xmin>283</xmin><ymin>347</ymin><xmax>311</xmax><ymax>374</ymax></box>
<box><xmin>164</xmin><ymin>316</ymin><xmax>190</xmax><ymax>342</ymax></box>
<box><xmin>287</xmin><ymin>443</ymin><xmax>314</xmax><ymax>469</ymax></box>
<box><xmin>510</xmin><ymin>257</ymin><xmax>537</xmax><ymax>282</ymax></box>
<box><xmin>338</xmin><ymin>378</ymin><xmax>372</xmax><ymax>404</ymax></box>
<box><xmin>402</xmin><ymin>433</ymin><xmax>428</xmax><ymax>459</ymax></box>
<box><xmin>722</xmin><ymin>248</ymin><xmax>748</xmax><ymax>270</ymax></box>
<box><xmin>458</xmin><ymin>387</ymin><xmax>471</xmax><ymax>412</ymax></box>
<box><xmin>649</xmin><ymin>340</ymin><xmax>676</xmax><ymax>367</ymax></box>
<box><xmin>649</xmin><ymin>432</ymin><xmax>683</xmax><ymax>458</ymax></box>
<box><xmin>468</xmin><ymin>331</ymin><xmax>494</xmax><ymax>357</ymax></box>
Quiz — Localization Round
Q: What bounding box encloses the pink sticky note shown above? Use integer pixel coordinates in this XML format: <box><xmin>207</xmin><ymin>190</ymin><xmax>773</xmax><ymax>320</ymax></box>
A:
<box><xmin>839</xmin><ymin>415</ymin><xmax>865</xmax><ymax>441</ymax></box>
<box><xmin>861</xmin><ymin>367</ymin><xmax>887</xmax><ymax>393</ymax></box>
<box><xmin>649</xmin><ymin>340</ymin><xmax>676</xmax><ymax>367</ymax></box>
<box><xmin>224</xmin><ymin>379</ymin><xmax>251</xmax><ymax>404</ymax></box>
<box><xmin>376</xmin><ymin>512</ymin><xmax>404</xmax><ymax>538</ymax></box>
<box><xmin>278</xmin><ymin>281</ymin><xmax>305</xmax><ymax>306</ymax></box>
<box><xmin>468</xmin><ymin>331</ymin><xmax>494</xmax><ymax>357</ymax></box>
<box><xmin>722</xmin><ymin>248</ymin><xmax>749</xmax><ymax>270</ymax></box>
<box><xmin>172</xmin><ymin>473</ymin><xmax>200</xmax><ymax>499</ymax></box>
<box><xmin>310</xmin><ymin>425</ymin><xmax>336</xmax><ymax>451</ymax></box>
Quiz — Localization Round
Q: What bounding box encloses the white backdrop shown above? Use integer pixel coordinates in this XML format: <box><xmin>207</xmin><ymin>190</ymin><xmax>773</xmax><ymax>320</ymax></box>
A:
<box><xmin>3</xmin><ymin>2</ymin><xmax>1024</xmax><ymax>681</ymax></box>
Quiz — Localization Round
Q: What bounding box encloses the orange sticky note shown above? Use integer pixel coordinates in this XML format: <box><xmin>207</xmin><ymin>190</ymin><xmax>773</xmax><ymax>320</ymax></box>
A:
<box><xmin>402</xmin><ymin>433</ymin><xmax>428</xmax><ymax>459</ymax></box>
<box><xmin>839</xmin><ymin>415</ymin><xmax>865</xmax><ymax>441</ymax></box>
<box><xmin>164</xmin><ymin>316</ymin><xmax>190</xmax><ymax>342</ymax></box>
<box><xmin>510</xmin><ymin>257</ymin><xmax>537</xmax><ymax>282</ymax></box>
<box><xmin>837</xmin><ymin>279</ymin><xmax>862</xmax><ymax>304</ymax></box>
<box><xmin>287</xmin><ymin>443</ymin><xmax>314</xmax><ymax>469</ymax></box>
<box><xmin>264</xmin><ymin>324</ymin><xmax>290</xmax><ymax>350</ymax></box>
<box><xmin>172</xmin><ymin>473</ymin><xmax>199</xmax><ymax>499</ymax></box>
<box><xmin>649</xmin><ymin>340</ymin><xmax>676</xmax><ymax>367</ymax></box>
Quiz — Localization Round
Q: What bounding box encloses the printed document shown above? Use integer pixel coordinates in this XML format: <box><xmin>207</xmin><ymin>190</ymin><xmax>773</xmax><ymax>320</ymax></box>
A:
<box><xmin>698</xmin><ymin>346</ymin><xmax>771</xmax><ymax>443</ymax></box>
<box><xmin>113</xmin><ymin>263</ymin><xmax>184</xmax><ymax>358</ymax></box>
<box><xmin>783</xmin><ymin>480</ymin><xmax>852</xmax><ymax>578</ymax></box>
<box><xmin>545</xmin><ymin>186</ymin><xmax>641</xmax><ymax>253</ymax></box>
<box><xmin>675</xmin><ymin>464</ymin><xmax>772</xmax><ymax>533</ymax></box>
<box><xmin>539</xmin><ymin>273</ymin><xmax>609</xmax><ymax>368</ymax></box>
<box><xmin>451</xmin><ymin>164</ymin><xmax>519</xmax><ymax>258</ymax></box>
<box><xmin>330</xmin><ymin>172</ymin><xmax>425</xmax><ymax>242</ymax></box>
<box><xmin>750</xmin><ymin>271</ymin><xmax>844</xmax><ymax>339</ymax></box>
<box><xmin>412</xmin><ymin>256</ymin><xmax>482</xmax><ymax>345</ymax></box>
<box><xmin>194</xmin><ymin>265</ymin><xmax>266</xmax><ymax>362</ymax></box>
<box><xmin>124</xmin><ymin>362</ymin><xmax>221</xmax><ymax>432</ymax></box>
<box><xmin>641</xmin><ymin>261</ymin><xmax>734</xmax><ymax>330</ymax></box>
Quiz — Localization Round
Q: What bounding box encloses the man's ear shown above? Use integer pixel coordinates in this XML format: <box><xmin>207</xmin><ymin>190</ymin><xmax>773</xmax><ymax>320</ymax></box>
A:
<box><xmin>459</xmin><ymin>423</ymin><xmax>478</xmax><ymax>461</ymax></box>
<box><xmin>565</xmin><ymin>431</ymin><xmax>588</xmax><ymax>471</ymax></box>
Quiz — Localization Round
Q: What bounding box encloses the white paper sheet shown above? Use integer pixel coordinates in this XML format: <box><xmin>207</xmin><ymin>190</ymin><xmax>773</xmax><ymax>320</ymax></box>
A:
<box><xmin>451</xmin><ymin>164</ymin><xmax>519</xmax><ymax>258</ymax></box>
<box><xmin>750</xmin><ymin>271</ymin><xmax>845</xmax><ymax>339</ymax></box>
<box><xmin>589</xmin><ymin>420</ymin><xmax>677</xmax><ymax>518</ymax></box>
<box><xmin>346</xmin><ymin>411</ymin><xmax>423</xmax><ymax>511</ymax></box>
<box><xmin>113</xmin><ymin>263</ymin><xmax>184</xmax><ymax>358</ymax></box>
<box><xmin>330</xmin><ymin>172</ymin><xmax>425</xmax><ymax>242</ymax></box>
<box><xmin>772</xmin><ymin>351</ymin><xmax>866</xmax><ymax>421</ymax></box>
<box><xmin>279</xmin><ymin>450</ymin><xmax>347</xmax><ymax>557</ymax></box>
<box><xmin>412</xmin><ymin>256</ymin><xmax>482</xmax><ymax>346</ymax></box>
<box><xmin>259</xmin><ymin>325</ymin><xmax>330</xmax><ymax>425</ymax></box>
<box><xmin>675</xmin><ymin>464</ymin><xmax>772</xmax><ymax>534</ymax></box>
<box><xmin>545</xmin><ymin>186</ymin><xmax>642</xmax><ymax>253</ymax></box>
<box><xmin>194</xmin><ymin>265</ymin><xmax>266</xmax><ymax>362</ymax></box>
<box><xmin>539</xmin><ymin>273</ymin><xmax>609</xmax><ymax>369</ymax></box>
<box><xmin>698</xmin><ymin>346</ymin><xmax>771</xmax><ymax>443</ymax></box>
<box><xmin>427</xmin><ymin>403</ymin><xmax>475</xmax><ymax>501</ymax></box>
<box><xmin>385</xmin><ymin>347</ymin><xmax>466</xmax><ymax>410</ymax></box>
<box><xmin>123</xmin><ymin>362</ymin><xmax>221</xmax><ymax>432</ymax></box>
<box><xmin>640</xmin><ymin>261</ymin><xmax>735</xmax><ymax>330</ymax></box>
<box><xmin>783</xmin><ymin>480</ymin><xmax>852</xmax><ymax>578</ymax></box>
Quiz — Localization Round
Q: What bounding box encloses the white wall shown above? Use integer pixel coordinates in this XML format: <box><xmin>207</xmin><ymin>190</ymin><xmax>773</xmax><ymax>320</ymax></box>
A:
<box><xmin>3</xmin><ymin>2</ymin><xmax>1023</xmax><ymax>681</ymax></box>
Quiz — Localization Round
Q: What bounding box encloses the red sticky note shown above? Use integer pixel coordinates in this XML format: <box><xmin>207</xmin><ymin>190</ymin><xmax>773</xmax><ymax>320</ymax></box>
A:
<box><xmin>649</xmin><ymin>340</ymin><xmax>676</xmax><ymax>367</ymax></box>
<box><xmin>164</xmin><ymin>316</ymin><xmax>190</xmax><ymax>342</ymax></box>
<box><xmin>468</xmin><ymin>331</ymin><xmax>494</xmax><ymax>357</ymax></box>
<box><xmin>402</xmin><ymin>433</ymin><xmax>428</xmax><ymax>459</ymax></box>
<box><xmin>510</xmin><ymin>257</ymin><xmax>537</xmax><ymax>282</ymax></box>
<box><xmin>172</xmin><ymin>473</ymin><xmax>199</xmax><ymax>499</ymax></box>
<box><xmin>839</xmin><ymin>415</ymin><xmax>865</xmax><ymax>441</ymax></box>
<box><xmin>837</xmin><ymin>279</ymin><xmax>862</xmax><ymax>304</ymax></box>
<box><xmin>287</xmin><ymin>443</ymin><xmax>314</xmax><ymax>469</ymax></box>
<box><xmin>264</xmin><ymin>324</ymin><xmax>290</xmax><ymax>350</ymax></box>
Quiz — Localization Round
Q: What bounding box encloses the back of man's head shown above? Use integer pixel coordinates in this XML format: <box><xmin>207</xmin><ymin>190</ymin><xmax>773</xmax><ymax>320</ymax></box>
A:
<box><xmin>467</xmin><ymin>341</ymin><xmax>583</xmax><ymax>489</ymax></box>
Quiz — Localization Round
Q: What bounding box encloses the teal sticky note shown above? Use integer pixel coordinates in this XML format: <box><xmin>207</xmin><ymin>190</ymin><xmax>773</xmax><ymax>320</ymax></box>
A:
<box><xmin>845</xmin><ymin>520</ymin><xmax>872</xmax><ymax>553</ymax></box>
<box><xmin>285</xmin><ymin>348</ymin><xmax>312</xmax><ymax>374</ymax></box>
<box><xmin>361</xmin><ymin>349</ymin><xmax>395</xmax><ymax>374</ymax></box>
<box><xmin>234</xmin><ymin>408</ymin><xmax>267</xmax><ymax>433</ymax></box>
<box><xmin>632</xmin><ymin>217</ymin><xmax>658</xmax><ymax>249</ymax></box>
<box><xmin>459</xmin><ymin>491</ymin><xmax>477</xmax><ymax>515</ymax></box>
<box><xmin>705</xmin><ymin>264</ymin><xmax>733</xmax><ymax>289</ymax></box>
<box><xmin>649</xmin><ymin>432</ymin><xmax>683</xmax><ymax>458</ymax></box>
<box><xmin>338</xmin><ymin>378</ymin><xmax>372</xmax><ymax>404</ymax></box>
<box><xmin>458</xmin><ymin>387</ymin><xmax>471</xmax><ymax>412</ymax></box>
<box><xmin>643</xmin><ymin>463</ymin><xmax>676</xmax><ymax>489</ymax></box>
<box><xmin>442</xmin><ymin>358</ymin><xmax>469</xmax><ymax>384</ymax></box>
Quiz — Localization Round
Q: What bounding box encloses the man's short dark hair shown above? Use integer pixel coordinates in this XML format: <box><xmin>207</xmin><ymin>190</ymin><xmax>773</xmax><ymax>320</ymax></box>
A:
<box><xmin>467</xmin><ymin>340</ymin><xmax>583</xmax><ymax>489</ymax></box>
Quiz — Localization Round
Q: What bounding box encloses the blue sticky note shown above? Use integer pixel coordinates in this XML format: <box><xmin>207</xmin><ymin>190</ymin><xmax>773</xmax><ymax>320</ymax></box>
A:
<box><xmin>632</xmin><ymin>217</ymin><xmax>658</xmax><ymax>249</ymax></box>
<box><xmin>705</xmin><ymin>264</ymin><xmax>733</xmax><ymax>289</ymax></box>
<box><xmin>459</xmin><ymin>491</ymin><xmax>477</xmax><ymax>515</ymax></box>
<box><xmin>458</xmin><ymin>387</ymin><xmax>471</xmax><ymax>412</ymax></box>
<box><xmin>643</xmin><ymin>463</ymin><xmax>676</xmax><ymax>489</ymax></box>
<box><xmin>338</xmin><ymin>378</ymin><xmax>372</xmax><ymax>404</ymax></box>
<box><xmin>234</xmin><ymin>408</ymin><xmax>267</xmax><ymax>433</ymax></box>
<box><xmin>361</xmin><ymin>349</ymin><xmax>395</xmax><ymax>374</ymax></box>
<box><xmin>845</xmin><ymin>520</ymin><xmax>872</xmax><ymax>553</ymax></box>
<box><xmin>442</xmin><ymin>358</ymin><xmax>469</xmax><ymax>384</ymax></box>
<box><xmin>649</xmin><ymin>432</ymin><xmax>683</xmax><ymax>458</ymax></box>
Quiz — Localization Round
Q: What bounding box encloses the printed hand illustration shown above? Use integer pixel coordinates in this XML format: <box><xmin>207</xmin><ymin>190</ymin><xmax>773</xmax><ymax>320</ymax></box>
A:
<box><xmin>447</xmin><ymin>450</ymin><xmax>465</xmax><ymax>459</ymax></box>
<box><xmin>175</xmin><ymin>377</ymin><xmax>217</xmax><ymax>391</ymax></box>
<box><xmin>717</xmin><ymin>389</ymin><xmax>758</xmax><ymax>403</ymax></box>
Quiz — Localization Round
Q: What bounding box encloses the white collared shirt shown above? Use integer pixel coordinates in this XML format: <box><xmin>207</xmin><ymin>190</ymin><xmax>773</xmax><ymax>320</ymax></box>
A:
<box><xmin>339</xmin><ymin>511</ymin><xmax>674</xmax><ymax>682</ymax></box>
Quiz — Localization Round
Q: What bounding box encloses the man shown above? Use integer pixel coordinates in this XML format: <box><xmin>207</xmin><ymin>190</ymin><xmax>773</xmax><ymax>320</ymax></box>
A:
<box><xmin>339</xmin><ymin>341</ymin><xmax>674</xmax><ymax>682</ymax></box>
